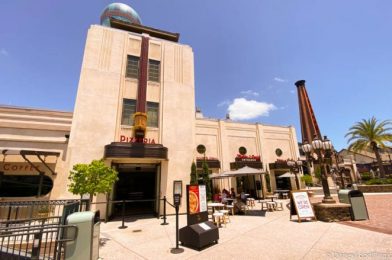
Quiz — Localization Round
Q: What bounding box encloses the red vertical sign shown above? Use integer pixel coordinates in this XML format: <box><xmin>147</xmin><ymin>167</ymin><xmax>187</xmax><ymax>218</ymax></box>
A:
<box><xmin>188</xmin><ymin>185</ymin><xmax>200</xmax><ymax>214</ymax></box>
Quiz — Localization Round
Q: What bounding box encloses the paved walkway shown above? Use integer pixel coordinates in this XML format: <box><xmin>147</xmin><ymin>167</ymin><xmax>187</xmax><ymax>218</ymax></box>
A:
<box><xmin>340</xmin><ymin>194</ymin><xmax>392</xmax><ymax>235</ymax></box>
<box><xmin>99</xmin><ymin>199</ymin><xmax>392</xmax><ymax>259</ymax></box>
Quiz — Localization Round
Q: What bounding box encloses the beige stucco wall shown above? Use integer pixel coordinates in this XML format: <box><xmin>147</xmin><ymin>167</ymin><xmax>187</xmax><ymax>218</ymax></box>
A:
<box><xmin>195</xmin><ymin>119</ymin><xmax>301</xmax><ymax>191</ymax></box>
<box><xmin>0</xmin><ymin>106</ymin><xmax>72</xmax><ymax>200</ymax></box>
<box><xmin>66</xmin><ymin>25</ymin><xmax>195</xmax><ymax>213</ymax></box>
<box><xmin>195</xmin><ymin>120</ymin><xmax>300</xmax><ymax>170</ymax></box>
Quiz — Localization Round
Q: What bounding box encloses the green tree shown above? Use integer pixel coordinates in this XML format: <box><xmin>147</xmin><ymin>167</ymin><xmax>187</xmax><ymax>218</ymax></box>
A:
<box><xmin>345</xmin><ymin>117</ymin><xmax>392</xmax><ymax>178</ymax></box>
<box><xmin>68</xmin><ymin>159</ymin><xmax>119</xmax><ymax>202</ymax></box>
<box><xmin>202</xmin><ymin>161</ymin><xmax>212</xmax><ymax>200</ymax></box>
<box><xmin>190</xmin><ymin>161</ymin><xmax>198</xmax><ymax>184</ymax></box>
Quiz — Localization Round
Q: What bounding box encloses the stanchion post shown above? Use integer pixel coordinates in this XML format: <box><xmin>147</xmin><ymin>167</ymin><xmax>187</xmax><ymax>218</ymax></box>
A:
<box><xmin>161</xmin><ymin>196</ymin><xmax>169</xmax><ymax>225</ymax></box>
<box><xmin>118</xmin><ymin>200</ymin><xmax>127</xmax><ymax>229</ymax></box>
<box><xmin>170</xmin><ymin>180</ymin><xmax>184</xmax><ymax>254</ymax></box>
<box><xmin>175</xmin><ymin>204</ymin><xmax>179</xmax><ymax>249</ymax></box>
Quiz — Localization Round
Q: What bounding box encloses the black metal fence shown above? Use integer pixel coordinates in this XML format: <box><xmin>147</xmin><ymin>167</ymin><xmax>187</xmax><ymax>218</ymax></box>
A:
<box><xmin>0</xmin><ymin>199</ymin><xmax>90</xmax><ymax>222</ymax></box>
<box><xmin>0</xmin><ymin>216</ymin><xmax>78</xmax><ymax>260</ymax></box>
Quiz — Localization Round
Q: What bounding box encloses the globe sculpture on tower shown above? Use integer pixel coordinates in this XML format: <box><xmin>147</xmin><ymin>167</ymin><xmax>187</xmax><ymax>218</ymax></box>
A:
<box><xmin>100</xmin><ymin>2</ymin><xmax>142</xmax><ymax>27</ymax></box>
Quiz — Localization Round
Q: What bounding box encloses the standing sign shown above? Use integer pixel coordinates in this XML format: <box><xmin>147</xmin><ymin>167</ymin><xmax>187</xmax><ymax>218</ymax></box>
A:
<box><xmin>290</xmin><ymin>191</ymin><xmax>316</xmax><ymax>222</ymax></box>
<box><xmin>186</xmin><ymin>185</ymin><xmax>208</xmax><ymax>225</ymax></box>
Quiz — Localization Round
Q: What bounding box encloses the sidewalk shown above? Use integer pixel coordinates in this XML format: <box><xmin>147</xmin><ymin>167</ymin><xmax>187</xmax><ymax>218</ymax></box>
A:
<box><xmin>99</xmin><ymin>200</ymin><xmax>392</xmax><ymax>260</ymax></box>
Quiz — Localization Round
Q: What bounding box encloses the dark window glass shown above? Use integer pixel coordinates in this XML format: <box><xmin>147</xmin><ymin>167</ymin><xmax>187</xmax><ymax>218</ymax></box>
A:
<box><xmin>0</xmin><ymin>175</ymin><xmax>53</xmax><ymax>197</ymax></box>
<box><xmin>147</xmin><ymin>102</ymin><xmax>159</xmax><ymax>127</ymax></box>
<box><xmin>126</xmin><ymin>55</ymin><xmax>139</xmax><ymax>78</ymax></box>
<box><xmin>121</xmin><ymin>99</ymin><xmax>159</xmax><ymax>127</ymax></box>
<box><xmin>148</xmin><ymin>59</ymin><xmax>160</xmax><ymax>82</ymax></box>
<box><xmin>121</xmin><ymin>99</ymin><xmax>136</xmax><ymax>125</ymax></box>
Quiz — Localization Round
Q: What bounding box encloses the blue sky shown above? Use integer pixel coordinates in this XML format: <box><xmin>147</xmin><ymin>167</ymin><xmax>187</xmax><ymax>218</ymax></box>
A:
<box><xmin>1</xmin><ymin>1</ymin><xmax>391</xmax><ymax>150</ymax></box>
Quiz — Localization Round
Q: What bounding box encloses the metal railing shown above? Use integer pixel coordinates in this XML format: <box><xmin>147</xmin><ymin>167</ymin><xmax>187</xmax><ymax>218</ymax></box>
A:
<box><xmin>0</xmin><ymin>217</ymin><xmax>78</xmax><ymax>260</ymax></box>
<box><xmin>0</xmin><ymin>199</ymin><xmax>90</xmax><ymax>222</ymax></box>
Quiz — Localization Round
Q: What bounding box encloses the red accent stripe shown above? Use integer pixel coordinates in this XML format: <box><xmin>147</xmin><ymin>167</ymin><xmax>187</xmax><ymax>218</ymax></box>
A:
<box><xmin>136</xmin><ymin>37</ymin><xmax>149</xmax><ymax>113</ymax></box>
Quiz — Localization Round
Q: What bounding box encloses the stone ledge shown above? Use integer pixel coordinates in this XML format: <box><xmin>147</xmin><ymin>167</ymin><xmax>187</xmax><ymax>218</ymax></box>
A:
<box><xmin>313</xmin><ymin>202</ymin><xmax>351</xmax><ymax>222</ymax></box>
<box><xmin>357</xmin><ymin>184</ymin><xmax>392</xmax><ymax>193</ymax></box>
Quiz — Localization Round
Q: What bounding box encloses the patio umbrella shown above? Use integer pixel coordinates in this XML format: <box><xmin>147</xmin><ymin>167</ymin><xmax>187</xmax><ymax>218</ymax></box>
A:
<box><xmin>222</xmin><ymin>166</ymin><xmax>265</xmax><ymax>177</ymax></box>
<box><xmin>277</xmin><ymin>172</ymin><xmax>294</xmax><ymax>178</ymax></box>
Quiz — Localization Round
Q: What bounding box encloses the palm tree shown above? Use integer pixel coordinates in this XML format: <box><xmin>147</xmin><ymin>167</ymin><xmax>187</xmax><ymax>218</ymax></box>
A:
<box><xmin>345</xmin><ymin>117</ymin><xmax>392</xmax><ymax>178</ymax></box>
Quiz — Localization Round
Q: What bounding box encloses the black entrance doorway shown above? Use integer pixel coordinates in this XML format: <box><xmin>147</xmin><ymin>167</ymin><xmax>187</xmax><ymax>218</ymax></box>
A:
<box><xmin>113</xmin><ymin>164</ymin><xmax>158</xmax><ymax>217</ymax></box>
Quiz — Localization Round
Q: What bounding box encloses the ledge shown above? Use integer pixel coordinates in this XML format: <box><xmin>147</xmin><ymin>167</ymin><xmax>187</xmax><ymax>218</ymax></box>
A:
<box><xmin>104</xmin><ymin>142</ymin><xmax>168</xmax><ymax>160</ymax></box>
<box><xmin>312</xmin><ymin>202</ymin><xmax>351</xmax><ymax>222</ymax></box>
<box><xmin>357</xmin><ymin>184</ymin><xmax>392</xmax><ymax>193</ymax></box>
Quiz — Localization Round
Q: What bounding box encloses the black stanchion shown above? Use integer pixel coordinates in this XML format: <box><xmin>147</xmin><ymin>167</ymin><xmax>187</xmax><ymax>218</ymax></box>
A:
<box><xmin>161</xmin><ymin>196</ymin><xmax>169</xmax><ymax>225</ymax></box>
<box><xmin>118</xmin><ymin>200</ymin><xmax>127</xmax><ymax>229</ymax></box>
<box><xmin>170</xmin><ymin>197</ymin><xmax>184</xmax><ymax>254</ymax></box>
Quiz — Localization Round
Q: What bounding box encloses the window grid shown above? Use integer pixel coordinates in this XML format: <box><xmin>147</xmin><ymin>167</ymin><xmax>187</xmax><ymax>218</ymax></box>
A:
<box><xmin>147</xmin><ymin>102</ymin><xmax>159</xmax><ymax>127</ymax></box>
<box><xmin>148</xmin><ymin>59</ymin><xmax>160</xmax><ymax>82</ymax></box>
<box><xmin>121</xmin><ymin>99</ymin><xmax>159</xmax><ymax>127</ymax></box>
<box><xmin>126</xmin><ymin>55</ymin><xmax>139</xmax><ymax>79</ymax></box>
<box><xmin>121</xmin><ymin>99</ymin><xmax>136</xmax><ymax>125</ymax></box>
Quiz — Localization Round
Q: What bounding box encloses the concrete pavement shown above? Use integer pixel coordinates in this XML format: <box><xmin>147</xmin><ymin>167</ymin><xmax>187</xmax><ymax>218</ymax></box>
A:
<box><xmin>99</xmin><ymin>199</ymin><xmax>392</xmax><ymax>260</ymax></box>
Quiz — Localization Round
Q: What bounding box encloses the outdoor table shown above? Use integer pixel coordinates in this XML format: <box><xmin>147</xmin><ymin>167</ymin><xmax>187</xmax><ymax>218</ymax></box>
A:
<box><xmin>208</xmin><ymin>202</ymin><xmax>225</xmax><ymax>213</ymax></box>
<box><xmin>225</xmin><ymin>198</ymin><xmax>234</xmax><ymax>205</ymax></box>
<box><xmin>274</xmin><ymin>190</ymin><xmax>289</xmax><ymax>199</ymax></box>
<box><xmin>266</xmin><ymin>195</ymin><xmax>278</xmax><ymax>202</ymax></box>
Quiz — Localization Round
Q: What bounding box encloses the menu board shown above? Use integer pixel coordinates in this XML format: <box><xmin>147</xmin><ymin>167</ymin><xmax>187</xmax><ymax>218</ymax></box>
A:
<box><xmin>290</xmin><ymin>191</ymin><xmax>316</xmax><ymax>222</ymax></box>
<box><xmin>188</xmin><ymin>185</ymin><xmax>207</xmax><ymax>214</ymax></box>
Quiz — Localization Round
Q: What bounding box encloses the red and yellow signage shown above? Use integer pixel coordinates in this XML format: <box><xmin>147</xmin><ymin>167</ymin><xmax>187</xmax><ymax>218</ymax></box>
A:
<box><xmin>187</xmin><ymin>185</ymin><xmax>207</xmax><ymax>214</ymax></box>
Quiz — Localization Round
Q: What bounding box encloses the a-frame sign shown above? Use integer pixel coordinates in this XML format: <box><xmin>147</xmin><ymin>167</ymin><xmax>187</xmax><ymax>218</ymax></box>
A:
<box><xmin>289</xmin><ymin>191</ymin><xmax>317</xmax><ymax>222</ymax></box>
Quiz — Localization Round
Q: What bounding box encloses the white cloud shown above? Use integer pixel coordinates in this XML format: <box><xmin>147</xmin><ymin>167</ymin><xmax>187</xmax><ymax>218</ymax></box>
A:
<box><xmin>240</xmin><ymin>90</ymin><xmax>259</xmax><ymax>97</ymax></box>
<box><xmin>0</xmin><ymin>48</ymin><xmax>8</xmax><ymax>56</ymax></box>
<box><xmin>290</xmin><ymin>89</ymin><xmax>296</xmax><ymax>94</ymax></box>
<box><xmin>217</xmin><ymin>99</ymin><xmax>231</xmax><ymax>107</ymax></box>
<box><xmin>274</xmin><ymin>77</ymin><xmax>287</xmax><ymax>82</ymax></box>
<box><xmin>228</xmin><ymin>98</ymin><xmax>276</xmax><ymax>120</ymax></box>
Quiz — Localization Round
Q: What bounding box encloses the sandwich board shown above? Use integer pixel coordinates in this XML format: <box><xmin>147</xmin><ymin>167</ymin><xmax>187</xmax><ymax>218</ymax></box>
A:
<box><xmin>289</xmin><ymin>190</ymin><xmax>316</xmax><ymax>222</ymax></box>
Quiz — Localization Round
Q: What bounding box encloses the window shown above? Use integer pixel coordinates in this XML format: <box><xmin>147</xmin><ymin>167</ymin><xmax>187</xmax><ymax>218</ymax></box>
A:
<box><xmin>121</xmin><ymin>99</ymin><xmax>159</xmax><ymax>127</ymax></box>
<box><xmin>121</xmin><ymin>99</ymin><xmax>136</xmax><ymax>125</ymax></box>
<box><xmin>0</xmin><ymin>174</ymin><xmax>53</xmax><ymax>197</ymax></box>
<box><xmin>148</xmin><ymin>59</ymin><xmax>160</xmax><ymax>82</ymax></box>
<box><xmin>126</xmin><ymin>55</ymin><xmax>139</xmax><ymax>78</ymax></box>
<box><xmin>147</xmin><ymin>102</ymin><xmax>159</xmax><ymax>127</ymax></box>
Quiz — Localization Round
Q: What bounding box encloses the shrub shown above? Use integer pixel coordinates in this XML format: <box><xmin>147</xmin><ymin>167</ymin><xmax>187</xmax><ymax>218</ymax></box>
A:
<box><xmin>365</xmin><ymin>178</ymin><xmax>392</xmax><ymax>185</ymax></box>
<box><xmin>360</xmin><ymin>172</ymin><xmax>372</xmax><ymax>181</ymax></box>
<box><xmin>301</xmin><ymin>174</ymin><xmax>313</xmax><ymax>187</ymax></box>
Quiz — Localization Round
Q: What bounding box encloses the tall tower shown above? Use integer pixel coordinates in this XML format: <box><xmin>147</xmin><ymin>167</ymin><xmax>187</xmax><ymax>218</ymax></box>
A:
<box><xmin>295</xmin><ymin>80</ymin><xmax>322</xmax><ymax>143</ymax></box>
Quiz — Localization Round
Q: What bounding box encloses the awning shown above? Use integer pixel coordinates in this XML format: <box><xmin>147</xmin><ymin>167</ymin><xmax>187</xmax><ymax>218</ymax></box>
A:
<box><xmin>277</xmin><ymin>172</ymin><xmax>294</xmax><ymax>178</ymax></box>
<box><xmin>219</xmin><ymin>166</ymin><xmax>266</xmax><ymax>177</ymax></box>
<box><xmin>1</xmin><ymin>149</ymin><xmax>60</xmax><ymax>175</ymax></box>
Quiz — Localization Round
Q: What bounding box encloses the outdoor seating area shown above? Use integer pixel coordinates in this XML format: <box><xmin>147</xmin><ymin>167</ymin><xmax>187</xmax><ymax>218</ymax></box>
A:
<box><xmin>208</xmin><ymin>187</ymin><xmax>289</xmax><ymax>227</ymax></box>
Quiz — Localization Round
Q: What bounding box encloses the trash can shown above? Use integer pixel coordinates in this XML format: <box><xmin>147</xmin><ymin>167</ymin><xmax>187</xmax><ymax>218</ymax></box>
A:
<box><xmin>338</xmin><ymin>190</ymin><xmax>369</xmax><ymax>221</ymax></box>
<box><xmin>349</xmin><ymin>190</ymin><xmax>369</xmax><ymax>220</ymax></box>
<box><xmin>65</xmin><ymin>211</ymin><xmax>100</xmax><ymax>260</ymax></box>
<box><xmin>338</xmin><ymin>190</ymin><xmax>350</xmax><ymax>204</ymax></box>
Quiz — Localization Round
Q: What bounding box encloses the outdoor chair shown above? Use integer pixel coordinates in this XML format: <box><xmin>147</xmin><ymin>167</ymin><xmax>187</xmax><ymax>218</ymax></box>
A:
<box><xmin>259</xmin><ymin>200</ymin><xmax>268</xmax><ymax>210</ymax></box>
<box><xmin>246</xmin><ymin>198</ymin><xmax>256</xmax><ymax>208</ymax></box>
<box><xmin>212</xmin><ymin>212</ymin><xmax>225</xmax><ymax>227</ymax></box>
<box><xmin>266</xmin><ymin>202</ymin><xmax>276</xmax><ymax>211</ymax></box>
<box><xmin>225</xmin><ymin>204</ymin><xmax>235</xmax><ymax>215</ymax></box>
<box><xmin>275</xmin><ymin>200</ymin><xmax>284</xmax><ymax>211</ymax></box>
<box><xmin>219</xmin><ymin>209</ymin><xmax>231</xmax><ymax>223</ymax></box>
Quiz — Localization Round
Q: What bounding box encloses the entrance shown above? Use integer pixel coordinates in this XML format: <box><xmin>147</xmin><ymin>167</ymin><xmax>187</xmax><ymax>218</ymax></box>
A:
<box><xmin>113</xmin><ymin>164</ymin><xmax>159</xmax><ymax>217</ymax></box>
<box><xmin>275</xmin><ymin>171</ymin><xmax>292</xmax><ymax>190</ymax></box>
